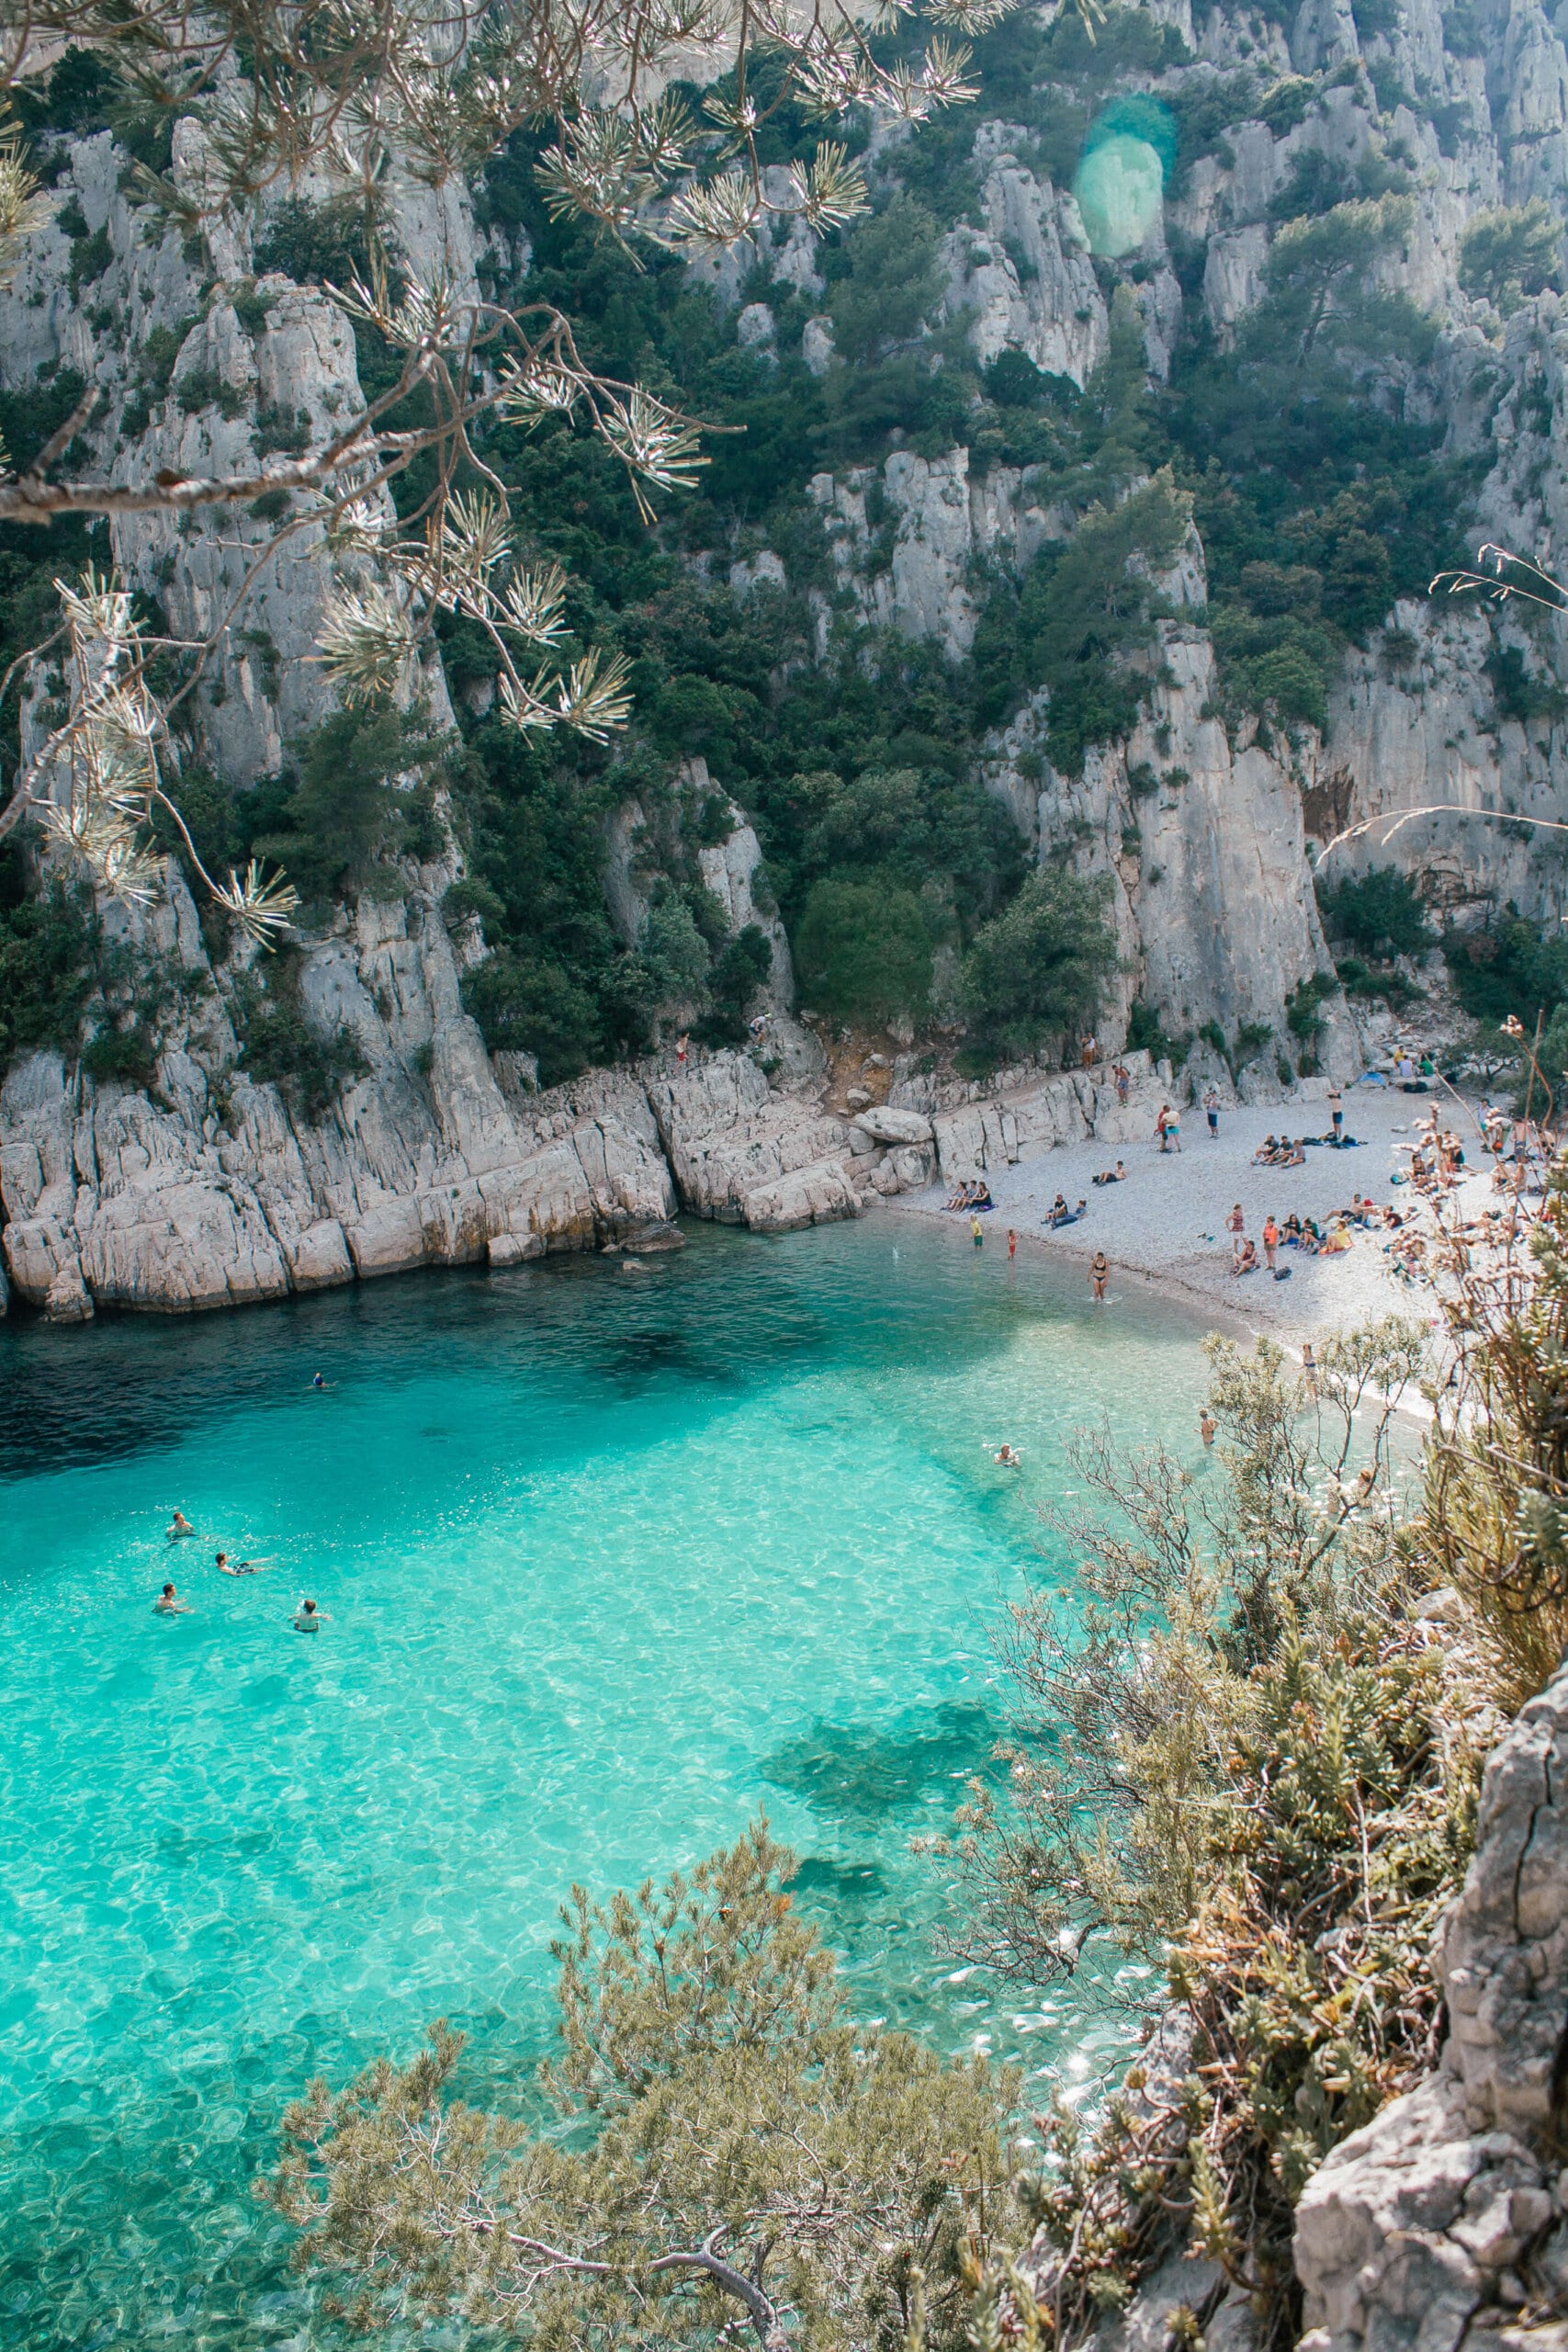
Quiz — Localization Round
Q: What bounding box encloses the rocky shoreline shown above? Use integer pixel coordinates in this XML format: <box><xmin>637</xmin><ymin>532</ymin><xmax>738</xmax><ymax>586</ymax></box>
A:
<box><xmin>0</xmin><ymin>863</ymin><xmax>1191</xmax><ymax>1327</ymax></box>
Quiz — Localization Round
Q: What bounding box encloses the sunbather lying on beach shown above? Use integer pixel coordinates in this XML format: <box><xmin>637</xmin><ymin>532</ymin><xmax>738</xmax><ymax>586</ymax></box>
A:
<box><xmin>1091</xmin><ymin>1161</ymin><xmax>1127</xmax><ymax>1186</ymax></box>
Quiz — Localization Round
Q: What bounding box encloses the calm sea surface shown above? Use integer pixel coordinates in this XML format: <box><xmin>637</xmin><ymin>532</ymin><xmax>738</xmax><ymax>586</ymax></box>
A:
<box><xmin>0</xmin><ymin>1215</ymin><xmax>1214</xmax><ymax>2349</ymax></box>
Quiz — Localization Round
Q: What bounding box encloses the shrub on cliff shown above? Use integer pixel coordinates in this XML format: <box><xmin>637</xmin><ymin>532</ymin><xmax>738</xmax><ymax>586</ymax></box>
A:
<box><xmin>264</xmin><ymin>1823</ymin><xmax>1019</xmax><ymax>2350</ymax></box>
<box><xmin>795</xmin><ymin>876</ymin><xmax>937</xmax><ymax>1029</ymax></box>
<box><xmin>229</xmin><ymin>954</ymin><xmax>369</xmax><ymax>1121</ymax></box>
<box><xmin>959</xmin><ymin>866</ymin><xmax>1119</xmax><ymax>1060</ymax></box>
<box><xmin>0</xmin><ymin>848</ymin><xmax>97</xmax><ymax>1075</ymax></box>
<box><xmin>934</xmin><ymin>1319</ymin><xmax>1494</xmax><ymax>2350</ymax></box>
<box><xmin>1458</xmin><ymin>199</ymin><xmax>1563</xmax><ymax>314</ymax></box>
<box><xmin>1314</xmin><ymin>865</ymin><xmax>1430</xmax><ymax>961</ymax></box>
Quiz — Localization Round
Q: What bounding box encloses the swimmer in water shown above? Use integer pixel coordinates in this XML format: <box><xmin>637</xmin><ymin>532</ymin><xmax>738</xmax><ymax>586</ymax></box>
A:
<box><xmin>216</xmin><ymin>1551</ymin><xmax>276</xmax><ymax>1577</ymax></box>
<box><xmin>1199</xmin><ymin>1410</ymin><xmax>1216</xmax><ymax>1448</ymax></box>
<box><xmin>293</xmin><ymin>1599</ymin><xmax>325</xmax><ymax>1632</ymax></box>
<box><xmin>166</xmin><ymin>1510</ymin><xmax>194</xmax><ymax>1540</ymax></box>
<box><xmin>995</xmin><ymin>1443</ymin><xmax>1022</xmax><ymax>1468</ymax></box>
<box><xmin>309</xmin><ymin>1373</ymin><xmax>336</xmax><ymax>1392</ymax></box>
<box><xmin>153</xmin><ymin>1582</ymin><xmax>191</xmax><ymax>1614</ymax></box>
<box><xmin>1089</xmin><ymin>1250</ymin><xmax>1110</xmax><ymax>1303</ymax></box>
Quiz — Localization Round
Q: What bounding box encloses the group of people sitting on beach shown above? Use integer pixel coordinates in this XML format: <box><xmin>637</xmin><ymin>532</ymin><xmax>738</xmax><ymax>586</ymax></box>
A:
<box><xmin>1392</xmin><ymin>1122</ymin><xmax>1470</xmax><ymax>1196</ymax></box>
<box><xmin>1224</xmin><ymin>1201</ymin><xmax>1357</xmax><ymax>1277</ymax></box>
<box><xmin>1047</xmin><ymin>1193</ymin><xmax>1088</xmax><ymax>1227</ymax></box>
<box><xmin>944</xmin><ymin>1179</ymin><xmax>994</xmax><ymax>1211</ymax></box>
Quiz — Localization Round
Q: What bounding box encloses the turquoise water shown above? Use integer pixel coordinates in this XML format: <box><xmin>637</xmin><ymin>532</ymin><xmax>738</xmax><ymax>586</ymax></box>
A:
<box><xmin>0</xmin><ymin>1217</ymin><xmax>1213</xmax><ymax>2350</ymax></box>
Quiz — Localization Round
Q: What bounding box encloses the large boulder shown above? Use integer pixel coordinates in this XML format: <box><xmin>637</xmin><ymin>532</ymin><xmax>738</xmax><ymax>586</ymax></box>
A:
<box><xmin>850</xmin><ymin>1106</ymin><xmax>934</xmax><ymax>1147</ymax></box>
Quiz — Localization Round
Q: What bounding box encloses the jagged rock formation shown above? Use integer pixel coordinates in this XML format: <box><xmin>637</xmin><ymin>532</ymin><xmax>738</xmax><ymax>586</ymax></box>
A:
<box><xmin>1294</xmin><ymin>1655</ymin><xmax>1568</xmax><ymax>2352</ymax></box>
<box><xmin>0</xmin><ymin>867</ymin><xmax>871</xmax><ymax>1318</ymax></box>
<box><xmin>891</xmin><ymin>1046</ymin><xmax>1173</xmax><ymax>1177</ymax></box>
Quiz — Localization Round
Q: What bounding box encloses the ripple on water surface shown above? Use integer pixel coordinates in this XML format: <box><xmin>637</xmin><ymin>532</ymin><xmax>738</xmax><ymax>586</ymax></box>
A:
<box><xmin>0</xmin><ymin>1216</ymin><xmax>1211</xmax><ymax>2349</ymax></box>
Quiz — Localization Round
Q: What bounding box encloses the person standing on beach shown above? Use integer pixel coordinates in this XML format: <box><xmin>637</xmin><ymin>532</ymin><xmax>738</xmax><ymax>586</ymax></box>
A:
<box><xmin>1327</xmin><ymin>1087</ymin><xmax>1344</xmax><ymax>1143</ymax></box>
<box><xmin>1263</xmin><ymin>1215</ymin><xmax>1279</xmax><ymax>1272</ymax></box>
<box><xmin>970</xmin><ymin>1213</ymin><xmax>984</xmax><ymax>1249</ymax></box>
<box><xmin>1089</xmin><ymin>1250</ymin><xmax>1110</xmax><ymax>1303</ymax></box>
<box><xmin>1301</xmin><ymin>1340</ymin><xmax>1317</xmax><ymax>1396</ymax></box>
<box><xmin>1204</xmin><ymin>1087</ymin><xmax>1220</xmax><ymax>1138</ymax></box>
<box><xmin>1167</xmin><ymin>1106</ymin><xmax>1181</xmax><ymax>1153</ymax></box>
<box><xmin>1227</xmin><ymin>1203</ymin><xmax>1245</xmax><ymax>1237</ymax></box>
<box><xmin>1156</xmin><ymin>1105</ymin><xmax>1170</xmax><ymax>1152</ymax></box>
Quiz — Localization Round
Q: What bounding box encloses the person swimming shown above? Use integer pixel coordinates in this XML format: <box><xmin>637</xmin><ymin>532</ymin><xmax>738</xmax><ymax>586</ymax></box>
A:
<box><xmin>309</xmin><ymin>1373</ymin><xmax>336</xmax><ymax>1392</ymax></box>
<box><xmin>216</xmin><ymin>1551</ymin><xmax>276</xmax><ymax>1577</ymax></box>
<box><xmin>153</xmin><ymin>1582</ymin><xmax>191</xmax><ymax>1614</ymax></box>
<box><xmin>995</xmin><ymin>1443</ymin><xmax>1022</xmax><ymax>1467</ymax></box>
<box><xmin>166</xmin><ymin>1510</ymin><xmax>194</xmax><ymax>1540</ymax></box>
<box><xmin>293</xmin><ymin>1599</ymin><xmax>325</xmax><ymax>1632</ymax></box>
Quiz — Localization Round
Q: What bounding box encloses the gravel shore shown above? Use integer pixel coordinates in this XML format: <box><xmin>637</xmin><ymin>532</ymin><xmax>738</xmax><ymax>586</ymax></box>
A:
<box><xmin>888</xmin><ymin>1081</ymin><xmax>1498</xmax><ymax>1347</ymax></box>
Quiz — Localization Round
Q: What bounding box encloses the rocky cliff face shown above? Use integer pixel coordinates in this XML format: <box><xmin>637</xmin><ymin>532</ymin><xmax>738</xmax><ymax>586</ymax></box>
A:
<box><xmin>0</xmin><ymin>862</ymin><xmax>873</xmax><ymax>1320</ymax></box>
<box><xmin>4</xmin><ymin>0</ymin><xmax>1567</xmax><ymax>1317</ymax></box>
<box><xmin>1294</xmin><ymin>1653</ymin><xmax>1568</xmax><ymax>2352</ymax></box>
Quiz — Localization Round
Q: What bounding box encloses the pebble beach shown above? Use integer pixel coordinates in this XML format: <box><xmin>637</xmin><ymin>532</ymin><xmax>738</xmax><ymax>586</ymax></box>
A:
<box><xmin>892</xmin><ymin>1080</ymin><xmax>1513</xmax><ymax>1347</ymax></box>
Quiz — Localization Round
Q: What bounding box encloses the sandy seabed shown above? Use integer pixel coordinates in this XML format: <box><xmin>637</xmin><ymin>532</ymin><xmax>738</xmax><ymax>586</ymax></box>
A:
<box><xmin>886</xmin><ymin>1081</ymin><xmax>1507</xmax><ymax>1350</ymax></box>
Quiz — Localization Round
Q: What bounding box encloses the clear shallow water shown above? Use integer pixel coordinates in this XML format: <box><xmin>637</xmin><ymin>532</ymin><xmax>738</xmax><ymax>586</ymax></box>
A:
<box><xmin>0</xmin><ymin>1216</ymin><xmax>1213</xmax><ymax>2350</ymax></box>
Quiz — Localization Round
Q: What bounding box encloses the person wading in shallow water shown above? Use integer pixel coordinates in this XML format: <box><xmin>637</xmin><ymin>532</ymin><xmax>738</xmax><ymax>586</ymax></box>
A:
<box><xmin>153</xmin><ymin>1582</ymin><xmax>191</xmax><ymax>1614</ymax></box>
<box><xmin>1089</xmin><ymin>1250</ymin><xmax>1110</xmax><ymax>1303</ymax></box>
<box><xmin>970</xmin><ymin>1212</ymin><xmax>984</xmax><ymax>1249</ymax></box>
